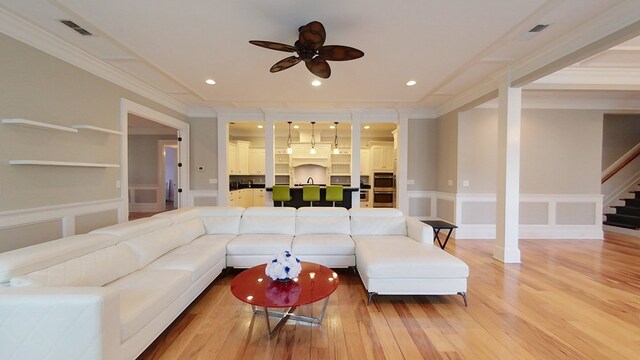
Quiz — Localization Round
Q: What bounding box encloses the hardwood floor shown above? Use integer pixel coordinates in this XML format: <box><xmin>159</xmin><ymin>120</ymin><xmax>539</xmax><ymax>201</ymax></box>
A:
<box><xmin>139</xmin><ymin>232</ymin><xmax>640</xmax><ymax>359</ymax></box>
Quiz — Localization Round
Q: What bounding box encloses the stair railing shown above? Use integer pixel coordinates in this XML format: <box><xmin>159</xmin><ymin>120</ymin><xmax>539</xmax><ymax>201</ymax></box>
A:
<box><xmin>602</xmin><ymin>142</ymin><xmax>640</xmax><ymax>184</ymax></box>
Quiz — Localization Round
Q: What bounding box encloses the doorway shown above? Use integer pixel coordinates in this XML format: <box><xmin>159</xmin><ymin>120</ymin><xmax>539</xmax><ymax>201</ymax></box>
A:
<box><xmin>121</xmin><ymin>99</ymin><xmax>190</xmax><ymax>222</ymax></box>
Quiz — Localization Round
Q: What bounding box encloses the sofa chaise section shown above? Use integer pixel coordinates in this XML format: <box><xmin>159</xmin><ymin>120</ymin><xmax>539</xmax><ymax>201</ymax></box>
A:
<box><xmin>350</xmin><ymin>208</ymin><xmax>469</xmax><ymax>305</ymax></box>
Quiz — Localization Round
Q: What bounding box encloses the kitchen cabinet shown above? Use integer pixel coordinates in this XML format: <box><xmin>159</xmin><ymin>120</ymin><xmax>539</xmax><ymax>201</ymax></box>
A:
<box><xmin>228</xmin><ymin>190</ymin><xmax>239</xmax><ymax>206</ymax></box>
<box><xmin>252</xmin><ymin>188</ymin><xmax>265</xmax><ymax>206</ymax></box>
<box><xmin>227</xmin><ymin>141</ymin><xmax>237</xmax><ymax>175</ymax></box>
<box><xmin>228</xmin><ymin>140</ymin><xmax>250</xmax><ymax>175</ymax></box>
<box><xmin>236</xmin><ymin>141</ymin><xmax>250</xmax><ymax>175</ymax></box>
<box><xmin>330</xmin><ymin>149</ymin><xmax>351</xmax><ymax>175</ymax></box>
<box><xmin>249</xmin><ymin>148</ymin><xmax>265</xmax><ymax>175</ymax></box>
<box><xmin>371</xmin><ymin>143</ymin><xmax>394</xmax><ymax>171</ymax></box>
<box><xmin>275</xmin><ymin>148</ymin><xmax>290</xmax><ymax>175</ymax></box>
<box><xmin>360</xmin><ymin>149</ymin><xmax>370</xmax><ymax>176</ymax></box>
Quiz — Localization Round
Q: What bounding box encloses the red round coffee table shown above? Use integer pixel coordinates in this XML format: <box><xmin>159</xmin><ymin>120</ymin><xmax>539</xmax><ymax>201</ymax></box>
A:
<box><xmin>230</xmin><ymin>262</ymin><xmax>339</xmax><ymax>336</ymax></box>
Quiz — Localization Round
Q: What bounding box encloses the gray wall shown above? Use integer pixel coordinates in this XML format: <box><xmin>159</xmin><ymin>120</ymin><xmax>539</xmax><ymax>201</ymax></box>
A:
<box><xmin>457</xmin><ymin>108</ymin><xmax>604</xmax><ymax>195</ymax></box>
<box><xmin>602</xmin><ymin>113</ymin><xmax>640</xmax><ymax>170</ymax></box>
<box><xmin>407</xmin><ymin>118</ymin><xmax>437</xmax><ymax>191</ymax></box>
<box><xmin>189</xmin><ymin>117</ymin><xmax>218</xmax><ymax>190</ymax></box>
<box><xmin>0</xmin><ymin>33</ymin><xmax>187</xmax><ymax>212</ymax></box>
<box><xmin>128</xmin><ymin>135</ymin><xmax>176</xmax><ymax>185</ymax></box>
<box><xmin>436</xmin><ymin>111</ymin><xmax>459</xmax><ymax>193</ymax></box>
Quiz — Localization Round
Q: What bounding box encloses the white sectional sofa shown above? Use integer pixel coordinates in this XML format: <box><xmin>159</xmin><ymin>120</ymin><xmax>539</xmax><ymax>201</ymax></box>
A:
<box><xmin>0</xmin><ymin>206</ymin><xmax>468</xmax><ymax>360</ymax></box>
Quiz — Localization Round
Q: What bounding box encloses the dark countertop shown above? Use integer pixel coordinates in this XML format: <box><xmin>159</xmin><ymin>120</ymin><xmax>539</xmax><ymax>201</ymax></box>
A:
<box><xmin>230</xmin><ymin>183</ymin><xmax>266</xmax><ymax>190</ymax></box>
<box><xmin>266</xmin><ymin>186</ymin><xmax>359</xmax><ymax>191</ymax></box>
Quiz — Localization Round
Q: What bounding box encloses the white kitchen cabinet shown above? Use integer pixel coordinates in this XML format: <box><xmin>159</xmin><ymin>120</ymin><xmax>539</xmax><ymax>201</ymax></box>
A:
<box><xmin>236</xmin><ymin>141</ymin><xmax>250</xmax><ymax>175</ymax></box>
<box><xmin>227</xmin><ymin>142</ymin><xmax>237</xmax><ymax>175</ymax></box>
<box><xmin>249</xmin><ymin>148</ymin><xmax>265</xmax><ymax>175</ymax></box>
<box><xmin>275</xmin><ymin>148</ymin><xmax>290</xmax><ymax>175</ymax></box>
<box><xmin>330</xmin><ymin>149</ymin><xmax>351</xmax><ymax>175</ymax></box>
<box><xmin>252</xmin><ymin>188</ymin><xmax>265</xmax><ymax>206</ymax></box>
<box><xmin>371</xmin><ymin>144</ymin><xmax>394</xmax><ymax>171</ymax></box>
<box><xmin>360</xmin><ymin>149</ymin><xmax>370</xmax><ymax>176</ymax></box>
<box><xmin>228</xmin><ymin>190</ymin><xmax>239</xmax><ymax>206</ymax></box>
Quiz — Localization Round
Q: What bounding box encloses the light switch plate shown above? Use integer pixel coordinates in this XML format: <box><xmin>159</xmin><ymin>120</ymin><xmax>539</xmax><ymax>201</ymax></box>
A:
<box><xmin>463</xmin><ymin>180</ymin><xmax>470</xmax><ymax>187</ymax></box>
<box><xmin>116</xmin><ymin>180</ymin><xmax>121</xmax><ymax>188</ymax></box>
<box><xmin>209</xmin><ymin>178</ymin><xmax>218</xmax><ymax>184</ymax></box>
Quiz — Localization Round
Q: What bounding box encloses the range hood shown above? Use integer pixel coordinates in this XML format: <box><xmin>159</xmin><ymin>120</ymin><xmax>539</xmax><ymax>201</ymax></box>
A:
<box><xmin>291</xmin><ymin>158</ymin><xmax>328</xmax><ymax>168</ymax></box>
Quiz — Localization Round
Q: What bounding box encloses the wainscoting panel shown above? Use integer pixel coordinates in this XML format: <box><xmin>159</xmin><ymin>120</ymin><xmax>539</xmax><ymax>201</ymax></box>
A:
<box><xmin>407</xmin><ymin>192</ymin><xmax>603</xmax><ymax>240</ymax></box>
<box><xmin>0</xmin><ymin>198</ymin><xmax>123</xmax><ymax>252</ymax></box>
<box><xmin>188</xmin><ymin>190</ymin><xmax>219</xmax><ymax>207</ymax></box>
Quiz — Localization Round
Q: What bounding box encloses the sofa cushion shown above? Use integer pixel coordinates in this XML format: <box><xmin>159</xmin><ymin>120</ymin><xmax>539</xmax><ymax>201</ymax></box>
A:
<box><xmin>349</xmin><ymin>208</ymin><xmax>407</xmax><ymax>236</ymax></box>
<box><xmin>147</xmin><ymin>243</ymin><xmax>227</xmax><ymax>282</ymax></box>
<box><xmin>123</xmin><ymin>226</ymin><xmax>183</xmax><ymax>268</ymax></box>
<box><xmin>0</xmin><ymin>233</ymin><xmax>119</xmax><ymax>283</ymax></box>
<box><xmin>226</xmin><ymin>234</ymin><xmax>293</xmax><ymax>255</ymax></box>
<box><xmin>106</xmin><ymin>269</ymin><xmax>191</xmax><ymax>341</ymax></box>
<box><xmin>198</xmin><ymin>207</ymin><xmax>244</xmax><ymax>235</ymax></box>
<box><xmin>295</xmin><ymin>207</ymin><xmax>350</xmax><ymax>235</ymax></box>
<box><xmin>152</xmin><ymin>208</ymin><xmax>200</xmax><ymax>223</ymax></box>
<box><xmin>355</xmin><ymin>236</ymin><xmax>469</xmax><ymax>279</ymax></box>
<box><xmin>292</xmin><ymin>234</ymin><xmax>355</xmax><ymax>255</ymax></box>
<box><xmin>177</xmin><ymin>218</ymin><xmax>206</xmax><ymax>244</ymax></box>
<box><xmin>239</xmin><ymin>207</ymin><xmax>296</xmax><ymax>235</ymax></box>
<box><xmin>90</xmin><ymin>217</ymin><xmax>172</xmax><ymax>240</ymax></box>
<box><xmin>10</xmin><ymin>243</ymin><xmax>138</xmax><ymax>287</ymax></box>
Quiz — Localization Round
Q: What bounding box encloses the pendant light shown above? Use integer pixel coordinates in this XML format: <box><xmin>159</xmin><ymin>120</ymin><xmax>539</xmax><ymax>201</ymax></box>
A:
<box><xmin>286</xmin><ymin>121</ymin><xmax>293</xmax><ymax>154</ymax></box>
<box><xmin>309</xmin><ymin>121</ymin><xmax>316</xmax><ymax>155</ymax></box>
<box><xmin>332</xmin><ymin>122</ymin><xmax>340</xmax><ymax>154</ymax></box>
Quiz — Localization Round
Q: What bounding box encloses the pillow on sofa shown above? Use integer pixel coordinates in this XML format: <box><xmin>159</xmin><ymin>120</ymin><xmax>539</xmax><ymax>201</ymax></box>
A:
<box><xmin>10</xmin><ymin>243</ymin><xmax>137</xmax><ymax>287</ymax></box>
<box><xmin>123</xmin><ymin>226</ymin><xmax>183</xmax><ymax>267</ymax></box>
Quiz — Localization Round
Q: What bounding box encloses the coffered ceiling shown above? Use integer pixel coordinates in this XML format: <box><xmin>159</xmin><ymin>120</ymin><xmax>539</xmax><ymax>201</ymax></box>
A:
<box><xmin>1</xmin><ymin>0</ymin><xmax>639</xmax><ymax>114</ymax></box>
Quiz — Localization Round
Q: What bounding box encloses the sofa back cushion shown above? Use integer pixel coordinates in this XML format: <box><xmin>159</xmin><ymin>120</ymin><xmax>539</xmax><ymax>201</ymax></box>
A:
<box><xmin>296</xmin><ymin>207</ymin><xmax>350</xmax><ymax>235</ymax></box>
<box><xmin>198</xmin><ymin>207</ymin><xmax>244</xmax><ymax>235</ymax></box>
<box><xmin>177</xmin><ymin>218</ymin><xmax>206</xmax><ymax>244</ymax></box>
<box><xmin>349</xmin><ymin>208</ymin><xmax>407</xmax><ymax>236</ymax></box>
<box><xmin>10</xmin><ymin>243</ymin><xmax>138</xmax><ymax>287</ymax></box>
<box><xmin>123</xmin><ymin>225</ymin><xmax>184</xmax><ymax>267</ymax></box>
<box><xmin>90</xmin><ymin>217</ymin><xmax>172</xmax><ymax>240</ymax></box>
<box><xmin>240</xmin><ymin>207</ymin><xmax>296</xmax><ymax>235</ymax></box>
<box><xmin>0</xmin><ymin>233</ymin><xmax>120</xmax><ymax>284</ymax></box>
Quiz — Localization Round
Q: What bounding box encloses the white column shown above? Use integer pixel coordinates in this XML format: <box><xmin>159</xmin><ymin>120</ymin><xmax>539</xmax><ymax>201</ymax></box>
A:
<box><xmin>494</xmin><ymin>76</ymin><xmax>522</xmax><ymax>263</ymax></box>
<box><xmin>350</xmin><ymin>111</ymin><xmax>362</xmax><ymax>208</ymax></box>
<box><xmin>217</xmin><ymin>113</ymin><xmax>229</xmax><ymax>206</ymax></box>
<box><xmin>264</xmin><ymin>113</ymin><xmax>275</xmax><ymax>206</ymax></box>
<box><xmin>396</xmin><ymin>111</ymin><xmax>409</xmax><ymax>214</ymax></box>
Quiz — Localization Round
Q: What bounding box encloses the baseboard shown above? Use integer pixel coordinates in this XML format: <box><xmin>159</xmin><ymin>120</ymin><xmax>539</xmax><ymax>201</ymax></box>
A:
<box><xmin>455</xmin><ymin>224</ymin><xmax>603</xmax><ymax>240</ymax></box>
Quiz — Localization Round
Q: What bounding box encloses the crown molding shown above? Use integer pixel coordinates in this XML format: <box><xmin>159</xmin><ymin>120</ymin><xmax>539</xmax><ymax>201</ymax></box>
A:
<box><xmin>0</xmin><ymin>7</ymin><xmax>190</xmax><ymax>115</ymax></box>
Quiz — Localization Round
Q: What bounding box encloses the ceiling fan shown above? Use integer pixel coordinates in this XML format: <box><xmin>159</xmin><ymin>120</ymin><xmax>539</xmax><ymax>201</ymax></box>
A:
<box><xmin>249</xmin><ymin>21</ymin><xmax>364</xmax><ymax>79</ymax></box>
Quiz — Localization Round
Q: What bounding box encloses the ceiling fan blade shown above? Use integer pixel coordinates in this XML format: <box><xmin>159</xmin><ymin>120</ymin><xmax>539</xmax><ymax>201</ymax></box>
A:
<box><xmin>298</xmin><ymin>21</ymin><xmax>326</xmax><ymax>50</ymax></box>
<box><xmin>318</xmin><ymin>45</ymin><xmax>365</xmax><ymax>61</ymax></box>
<box><xmin>270</xmin><ymin>56</ymin><xmax>301</xmax><ymax>73</ymax></box>
<box><xmin>305</xmin><ymin>57</ymin><xmax>331</xmax><ymax>78</ymax></box>
<box><xmin>249</xmin><ymin>40</ymin><xmax>296</xmax><ymax>53</ymax></box>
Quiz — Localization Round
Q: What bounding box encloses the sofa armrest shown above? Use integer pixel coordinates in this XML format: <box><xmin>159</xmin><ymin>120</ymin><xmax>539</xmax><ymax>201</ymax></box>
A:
<box><xmin>406</xmin><ymin>217</ymin><xmax>434</xmax><ymax>243</ymax></box>
<box><xmin>0</xmin><ymin>287</ymin><xmax>120</xmax><ymax>360</ymax></box>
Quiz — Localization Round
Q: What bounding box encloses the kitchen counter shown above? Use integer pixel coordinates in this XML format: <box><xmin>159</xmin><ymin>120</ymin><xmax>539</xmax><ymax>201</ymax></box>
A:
<box><xmin>266</xmin><ymin>186</ymin><xmax>359</xmax><ymax>208</ymax></box>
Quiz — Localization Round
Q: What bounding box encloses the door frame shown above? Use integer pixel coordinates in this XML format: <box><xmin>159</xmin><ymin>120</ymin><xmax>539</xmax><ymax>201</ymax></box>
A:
<box><xmin>120</xmin><ymin>99</ymin><xmax>190</xmax><ymax>222</ymax></box>
<box><xmin>159</xmin><ymin>140</ymin><xmax>178</xmax><ymax>207</ymax></box>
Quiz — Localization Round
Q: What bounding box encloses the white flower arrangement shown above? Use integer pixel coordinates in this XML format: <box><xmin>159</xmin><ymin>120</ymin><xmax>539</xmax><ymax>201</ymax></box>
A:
<box><xmin>265</xmin><ymin>251</ymin><xmax>302</xmax><ymax>281</ymax></box>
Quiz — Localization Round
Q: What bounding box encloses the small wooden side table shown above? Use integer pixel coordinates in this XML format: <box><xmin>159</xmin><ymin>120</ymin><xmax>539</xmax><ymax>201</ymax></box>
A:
<box><xmin>420</xmin><ymin>220</ymin><xmax>457</xmax><ymax>250</ymax></box>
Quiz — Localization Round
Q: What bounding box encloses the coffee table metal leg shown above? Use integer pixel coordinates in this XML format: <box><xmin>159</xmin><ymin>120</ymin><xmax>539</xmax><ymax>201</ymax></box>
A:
<box><xmin>251</xmin><ymin>296</ymin><xmax>332</xmax><ymax>337</ymax></box>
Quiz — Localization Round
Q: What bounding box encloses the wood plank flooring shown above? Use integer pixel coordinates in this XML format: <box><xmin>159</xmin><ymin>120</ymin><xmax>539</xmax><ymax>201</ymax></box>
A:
<box><xmin>139</xmin><ymin>232</ymin><xmax>640</xmax><ymax>359</ymax></box>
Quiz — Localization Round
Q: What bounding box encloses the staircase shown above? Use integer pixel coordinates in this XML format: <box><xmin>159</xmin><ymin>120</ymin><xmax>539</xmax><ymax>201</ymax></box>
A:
<box><xmin>604</xmin><ymin>188</ymin><xmax>640</xmax><ymax>230</ymax></box>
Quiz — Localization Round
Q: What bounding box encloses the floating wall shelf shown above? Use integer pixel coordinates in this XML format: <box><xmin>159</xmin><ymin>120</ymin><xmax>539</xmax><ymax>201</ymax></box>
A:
<box><xmin>9</xmin><ymin>160</ymin><xmax>120</xmax><ymax>168</ymax></box>
<box><xmin>71</xmin><ymin>125</ymin><xmax>122</xmax><ymax>135</ymax></box>
<box><xmin>1</xmin><ymin>119</ymin><xmax>78</xmax><ymax>133</ymax></box>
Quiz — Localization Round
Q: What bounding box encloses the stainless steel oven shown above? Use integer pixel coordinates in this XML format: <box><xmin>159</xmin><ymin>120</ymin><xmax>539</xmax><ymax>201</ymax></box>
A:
<box><xmin>373</xmin><ymin>172</ymin><xmax>394</xmax><ymax>191</ymax></box>
<box><xmin>373</xmin><ymin>190</ymin><xmax>394</xmax><ymax>207</ymax></box>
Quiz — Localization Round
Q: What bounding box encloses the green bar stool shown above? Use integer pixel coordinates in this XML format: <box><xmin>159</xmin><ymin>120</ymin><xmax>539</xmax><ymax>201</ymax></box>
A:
<box><xmin>302</xmin><ymin>185</ymin><xmax>320</xmax><ymax>207</ymax></box>
<box><xmin>325</xmin><ymin>185</ymin><xmax>343</xmax><ymax>207</ymax></box>
<box><xmin>272</xmin><ymin>185</ymin><xmax>291</xmax><ymax>207</ymax></box>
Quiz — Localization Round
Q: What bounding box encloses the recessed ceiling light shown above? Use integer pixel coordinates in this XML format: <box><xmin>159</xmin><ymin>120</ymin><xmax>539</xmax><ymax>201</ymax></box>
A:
<box><xmin>293</xmin><ymin>125</ymin><xmax>299</xmax><ymax>129</ymax></box>
<box><xmin>311</xmin><ymin>80</ymin><xmax>322</xmax><ymax>87</ymax></box>
<box><xmin>406</xmin><ymin>80</ymin><xmax>417</xmax><ymax>86</ymax></box>
<box><xmin>364</xmin><ymin>125</ymin><xmax>370</xmax><ymax>129</ymax></box>
<box><xmin>205</xmin><ymin>79</ymin><xmax>216</xmax><ymax>85</ymax></box>
<box><xmin>257</xmin><ymin>125</ymin><xmax>263</xmax><ymax>129</ymax></box>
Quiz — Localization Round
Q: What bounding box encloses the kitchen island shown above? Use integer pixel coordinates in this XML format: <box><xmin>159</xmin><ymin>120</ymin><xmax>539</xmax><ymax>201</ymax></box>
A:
<box><xmin>266</xmin><ymin>186</ymin><xmax>359</xmax><ymax>208</ymax></box>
